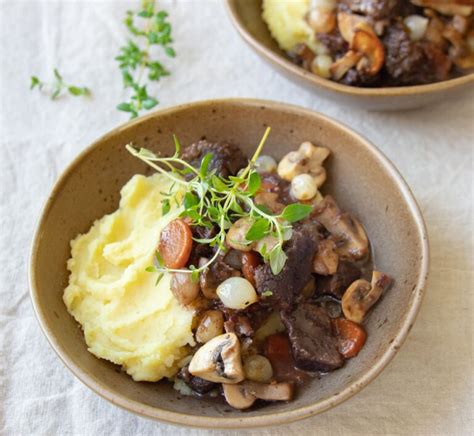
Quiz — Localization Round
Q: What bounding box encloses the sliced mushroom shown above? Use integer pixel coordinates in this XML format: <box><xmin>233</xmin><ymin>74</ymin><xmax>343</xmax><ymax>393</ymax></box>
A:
<box><xmin>342</xmin><ymin>271</ymin><xmax>392</xmax><ymax>323</ymax></box>
<box><xmin>223</xmin><ymin>381</ymin><xmax>294</xmax><ymax>409</ymax></box>
<box><xmin>222</xmin><ymin>384</ymin><xmax>256</xmax><ymax>409</ymax></box>
<box><xmin>312</xmin><ymin>196</ymin><xmax>369</xmax><ymax>261</ymax></box>
<box><xmin>313</xmin><ymin>238</ymin><xmax>339</xmax><ymax>275</ymax></box>
<box><xmin>277</xmin><ymin>141</ymin><xmax>330</xmax><ymax>186</ymax></box>
<box><xmin>330</xmin><ymin>50</ymin><xmax>363</xmax><ymax>80</ymax></box>
<box><xmin>352</xmin><ymin>26</ymin><xmax>385</xmax><ymax>76</ymax></box>
<box><xmin>410</xmin><ymin>0</ymin><xmax>473</xmax><ymax>17</ymax></box>
<box><xmin>242</xmin><ymin>381</ymin><xmax>294</xmax><ymax>402</ymax></box>
<box><xmin>337</xmin><ymin>11</ymin><xmax>368</xmax><ymax>43</ymax></box>
<box><xmin>455</xmin><ymin>52</ymin><xmax>474</xmax><ymax>69</ymax></box>
<box><xmin>188</xmin><ymin>333</ymin><xmax>245</xmax><ymax>384</ymax></box>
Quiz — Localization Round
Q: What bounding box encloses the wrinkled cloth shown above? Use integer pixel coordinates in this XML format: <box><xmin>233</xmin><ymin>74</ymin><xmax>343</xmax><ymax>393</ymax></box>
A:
<box><xmin>0</xmin><ymin>1</ymin><xmax>473</xmax><ymax>435</ymax></box>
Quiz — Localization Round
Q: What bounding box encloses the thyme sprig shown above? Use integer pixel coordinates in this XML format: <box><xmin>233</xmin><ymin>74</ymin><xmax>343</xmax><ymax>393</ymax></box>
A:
<box><xmin>30</xmin><ymin>69</ymin><xmax>90</xmax><ymax>100</ymax></box>
<box><xmin>116</xmin><ymin>0</ymin><xmax>175</xmax><ymax>119</ymax></box>
<box><xmin>126</xmin><ymin>128</ymin><xmax>312</xmax><ymax>283</ymax></box>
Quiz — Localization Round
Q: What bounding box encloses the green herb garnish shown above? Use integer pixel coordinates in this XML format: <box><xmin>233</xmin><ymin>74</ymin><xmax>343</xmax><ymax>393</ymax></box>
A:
<box><xmin>116</xmin><ymin>0</ymin><xmax>175</xmax><ymax>119</ymax></box>
<box><xmin>126</xmin><ymin>128</ymin><xmax>313</xmax><ymax>278</ymax></box>
<box><xmin>30</xmin><ymin>69</ymin><xmax>90</xmax><ymax>100</ymax></box>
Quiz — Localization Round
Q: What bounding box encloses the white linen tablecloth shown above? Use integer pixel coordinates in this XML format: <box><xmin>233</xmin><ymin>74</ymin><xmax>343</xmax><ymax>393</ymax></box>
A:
<box><xmin>1</xmin><ymin>1</ymin><xmax>473</xmax><ymax>435</ymax></box>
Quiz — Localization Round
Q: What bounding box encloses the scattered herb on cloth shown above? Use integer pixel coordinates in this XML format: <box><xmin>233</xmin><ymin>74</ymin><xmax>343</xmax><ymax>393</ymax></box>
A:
<box><xmin>116</xmin><ymin>0</ymin><xmax>176</xmax><ymax>118</ymax></box>
<box><xmin>30</xmin><ymin>69</ymin><xmax>90</xmax><ymax>100</ymax></box>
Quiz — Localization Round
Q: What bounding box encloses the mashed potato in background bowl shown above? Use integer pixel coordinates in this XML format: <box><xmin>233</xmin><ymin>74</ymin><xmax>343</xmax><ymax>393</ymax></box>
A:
<box><xmin>63</xmin><ymin>173</ymin><xmax>195</xmax><ymax>382</ymax></box>
<box><xmin>262</xmin><ymin>0</ymin><xmax>313</xmax><ymax>51</ymax></box>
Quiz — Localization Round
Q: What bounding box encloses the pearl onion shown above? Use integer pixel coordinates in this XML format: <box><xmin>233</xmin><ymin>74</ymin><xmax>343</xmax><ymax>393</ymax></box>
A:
<box><xmin>243</xmin><ymin>355</ymin><xmax>273</xmax><ymax>383</ymax></box>
<box><xmin>255</xmin><ymin>155</ymin><xmax>277</xmax><ymax>174</ymax></box>
<box><xmin>404</xmin><ymin>15</ymin><xmax>428</xmax><ymax>42</ymax></box>
<box><xmin>291</xmin><ymin>174</ymin><xmax>318</xmax><ymax>200</ymax></box>
<box><xmin>216</xmin><ymin>277</ymin><xmax>258</xmax><ymax>309</ymax></box>
<box><xmin>311</xmin><ymin>54</ymin><xmax>333</xmax><ymax>79</ymax></box>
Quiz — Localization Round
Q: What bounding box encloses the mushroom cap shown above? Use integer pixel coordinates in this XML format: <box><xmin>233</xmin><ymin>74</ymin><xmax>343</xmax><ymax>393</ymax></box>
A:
<box><xmin>222</xmin><ymin>384</ymin><xmax>256</xmax><ymax>409</ymax></box>
<box><xmin>188</xmin><ymin>333</ymin><xmax>245</xmax><ymax>384</ymax></box>
<box><xmin>342</xmin><ymin>271</ymin><xmax>392</xmax><ymax>323</ymax></box>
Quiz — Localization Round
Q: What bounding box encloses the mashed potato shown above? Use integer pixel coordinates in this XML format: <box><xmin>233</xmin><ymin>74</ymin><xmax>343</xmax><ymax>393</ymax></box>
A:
<box><xmin>262</xmin><ymin>0</ymin><xmax>313</xmax><ymax>51</ymax></box>
<box><xmin>63</xmin><ymin>173</ymin><xmax>195</xmax><ymax>382</ymax></box>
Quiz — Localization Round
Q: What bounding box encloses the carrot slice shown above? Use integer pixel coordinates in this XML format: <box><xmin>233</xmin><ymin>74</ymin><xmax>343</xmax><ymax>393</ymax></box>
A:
<box><xmin>242</xmin><ymin>251</ymin><xmax>261</xmax><ymax>287</ymax></box>
<box><xmin>333</xmin><ymin>318</ymin><xmax>367</xmax><ymax>359</ymax></box>
<box><xmin>158</xmin><ymin>219</ymin><xmax>193</xmax><ymax>269</ymax></box>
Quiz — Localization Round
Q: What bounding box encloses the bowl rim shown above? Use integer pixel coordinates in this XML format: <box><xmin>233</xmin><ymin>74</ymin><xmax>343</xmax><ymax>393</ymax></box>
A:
<box><xmin>29</xmin><ymin>98</ymin><xmax>430</xmax><ymax>428</ymax></box>
<box><xmin>225</xmin><ymin>0</ymin><xmax>474</xmax><ymax>97</ymax></box>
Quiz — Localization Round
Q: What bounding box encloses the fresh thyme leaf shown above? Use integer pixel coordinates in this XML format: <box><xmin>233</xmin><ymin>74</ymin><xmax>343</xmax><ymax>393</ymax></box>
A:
<box><xmin>246</xmin><ymin>171</ymin><xmax>261</xmax><ymax>196</ymax></box>
<box><xmin>68</xmin><ymin>86</ymin><xmax>90</xmax><ymax>96</ymax></box>
<box><xmin>280</xmin><ymin>203</ymin><xmax>313</xmax><ymax>223</ymax></box>
<box><xmin>154</xmin><ymin>250</ymin><xmax>165</xmax><ymax>267</ymax></box>
<box><xmin>211</xmin><ymin>175</ymin><xmax>227</xmax><ymax>192</ymax></box>
<box><xmin>199</xmin><ymin>153</ymin><xmax>213</xmax><ymax>178</ymax></box>
<box><xmin>261</xmin><ymin>290</ymin><xmax>273</xmax><ymax>298</ymax></box>
<box><xmin>155</xmin><ymin>272</ymin><xmax>164</xmax><ymax>285</ymax></box>
<box><xmin>184</xmin><ymin>192</ymin><xmax>199</xmax><ymax>209</ymax></box>
<box><xmin>245</xmin><ymin>218</ymin><xmax>270</xmax><ymax>241</ymax></box>
<box><xmin>269</xmin><ymin>246</ymin><xmax>287</xmax><ymax>275</ymax></box>
<box><xmin>145</xmin><ymin>265</ymin><xmax>157</xmax><ymax>272</ymax></box>
<box><xmin>229</xmin><ymin>199</ymin><xmax>244</xmax><ymax>214</ymax></box>
<box><xmin>161</xmin><ymin>199</ymin><xmax>171</xmax><ymax>215</ymax></box>
<box><xmin>142</xmin><ymin>97</ymin><xmax>159</xmax><ymax>109</ymax></box>
<box><xmin>53</xmin><ymin>68</ymin><xmax>63</xmax><ymax>82</ymax></box>
<box><xmin>30</xmin><ymin>76</ymin><xmax>41</xmax><ymax>90</ymax></box>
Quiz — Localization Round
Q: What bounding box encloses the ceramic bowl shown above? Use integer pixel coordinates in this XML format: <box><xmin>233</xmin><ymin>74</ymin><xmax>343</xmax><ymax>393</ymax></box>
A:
<box><xmin>225</xmin><ymin>0</ymin><xmax>474</xmax><ymax>111</ymax></box>
<box><xmin>29</xmin><ymin>99</ymin><xmax>429</xmax><ymax>428</ymax></box>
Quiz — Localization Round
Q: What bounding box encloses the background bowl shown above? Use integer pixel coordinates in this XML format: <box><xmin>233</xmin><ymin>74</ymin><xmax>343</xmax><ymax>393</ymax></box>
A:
<box><xmin>29</xmin><ymin>99</ymin><xmax>429</xmax><ymax>428</ymax></box>
<box><xmin>225</xmin><ymin>0</ymin><xmax>474</xmax><ymax>111</ymax></box>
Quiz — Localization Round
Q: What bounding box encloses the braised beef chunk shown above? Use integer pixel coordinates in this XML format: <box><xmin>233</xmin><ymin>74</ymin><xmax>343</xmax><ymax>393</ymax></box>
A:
<box><xmin>200</xmin><ymin>255</ymin><xmax>240</xmax><ymax>299</ymax></box>
<box><xmin>383</xmin><ymin>22</ymin><xmax>451</xmax><ymax>85</ymax></box>
<box><xmin>316</xmin><ymin>261</ymin><xmax>362</xmax><ymax>299</ymax></box>
<box><xmin>338</xmin><ymin>0</ymin><xmax>403</xmax><ymax>20</ymax></box>
<box><xmin>255</xmin><ymin>223</ymin><xmax>320</xmax><ymax>310</ymax></box>
<box><xmin>316</xmin><ymin>31</ymin><xmax>348</xmax><ymax>57</ymax></box>
<box><xmin>281</xmin><ymin>303</ymin><xmax>343</xmax><ymax>372</ymax></box>
<box><xmin>178</xmin><ymin>366</ymin><xmax>216</xmax><ymax>394</ymax></box>
<box><xmin>187</xmin><ymin>225</ymin><xmax>217</xmax><ymax>267</ymax></box>
<box><xmin>181</xmin><ymin>140</ymin><xmax>247</xmax><ymax>179</ymax></box>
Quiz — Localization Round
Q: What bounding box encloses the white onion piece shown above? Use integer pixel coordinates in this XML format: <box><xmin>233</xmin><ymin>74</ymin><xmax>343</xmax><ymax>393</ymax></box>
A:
<box><xmin>291</xmin><ymin>173</ymin><xmax>318</xmax><ymax>200</ymax></box>
<box><xmin>216</xmin><ymin>277</ymin><xmax>258</xmax><ymax>309</ymax></box>
<box><xmin>255</xmin><ymin>155</ymin><xmax>277</xmax><ymax>173</ymax></box>
<box><xmin>404</xmin><ymin>15</ymin><xmax>429</xmax><ymax>41</ymax></box>
<box><xmin>243</xmin><ymin>355</ymin><xmax>273</xmax><ymax>383</ymax></box>
<box><xmin>311</xmin><ymin>54</ymin><xmax>333</xmax><ymax>78</ymax></box>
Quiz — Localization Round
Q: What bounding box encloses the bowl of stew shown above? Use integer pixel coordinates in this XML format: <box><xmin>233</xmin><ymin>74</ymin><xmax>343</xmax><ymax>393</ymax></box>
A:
<box><xmin>29</xmin><ymin>99</ymin><xmax>429</xmax><ymax>427</ymax></box>
<box><xmin>225</xmin><ymin>0</ymin><xmax>474</xmax><ymax>111</ymax></box>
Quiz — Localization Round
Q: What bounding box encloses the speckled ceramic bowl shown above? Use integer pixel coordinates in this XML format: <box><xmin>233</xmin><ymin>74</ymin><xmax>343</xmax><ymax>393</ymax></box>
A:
<box><xmin>29</xmin><ymin>99</ymin><xmax>429</xmax><ymax>428</ymax></box>
<box><xmin>225</xmin><ymin>0</ymin><xmax>474</xmax><ymax>111</ymax></box>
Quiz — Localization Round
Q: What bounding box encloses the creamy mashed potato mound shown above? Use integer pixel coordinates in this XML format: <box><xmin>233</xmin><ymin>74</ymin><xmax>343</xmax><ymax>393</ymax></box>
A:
<box><xmin>63</xmin><ymin>173</ymin><xmax>195</xmax><ymax>382</ymax></box>
<box><xmin>262</xmin><ymin>0</ymin><xmax>312</xmax><ymax>51</ymax></box>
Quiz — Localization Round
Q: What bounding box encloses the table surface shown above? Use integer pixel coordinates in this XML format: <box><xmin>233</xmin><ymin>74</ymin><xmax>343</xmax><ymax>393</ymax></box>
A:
<box><xmin>1</xmin><ymin>1</ymin><xmax>473</xmax><ymax>435</ymax></box>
